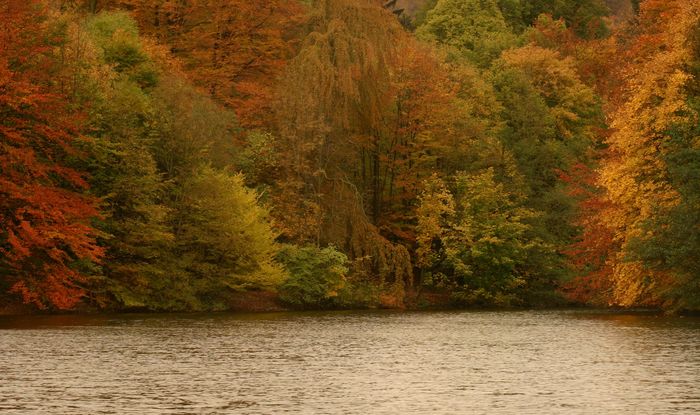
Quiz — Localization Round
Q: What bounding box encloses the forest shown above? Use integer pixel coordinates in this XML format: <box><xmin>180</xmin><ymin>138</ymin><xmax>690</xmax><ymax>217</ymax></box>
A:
<box><xmin>1</xmin><ymin>0</ymin><xmax>698</xmax><ymax>314</ymax></box>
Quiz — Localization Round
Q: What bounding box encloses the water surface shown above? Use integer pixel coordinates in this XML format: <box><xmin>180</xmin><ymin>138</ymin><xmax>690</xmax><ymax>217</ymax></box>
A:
<box><xmin>1</xmin><ymin>310</ymin><xmax>698</xmax><ymax>414</ymax></box>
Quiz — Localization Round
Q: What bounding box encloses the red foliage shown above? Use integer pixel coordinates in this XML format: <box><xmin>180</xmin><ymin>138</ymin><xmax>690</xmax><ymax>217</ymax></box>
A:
<box><xmin>557</xmin><ymin>163</ymin><xmax>617</xmax><ymax>304</ymax></box>
<box><xmin>0</xmin><ymin>0</ymin><xmax>103</xmax><ymax>309</ymax></box>
<box><xmin>527</xmin><ymin>15</ymin><xmax>621</xmax><ymax>103</ymax></box>
<box><xmin>112</xmin><ymin>0</ymin><xmax>307</xmax><ymax>129</ymax></box>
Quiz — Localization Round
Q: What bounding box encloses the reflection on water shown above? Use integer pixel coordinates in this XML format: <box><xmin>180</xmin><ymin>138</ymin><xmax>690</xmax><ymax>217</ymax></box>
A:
<box><xmin>0</xmin><ymin>310</ymin><xmax>698</xmax><ymax>414</ymax></box>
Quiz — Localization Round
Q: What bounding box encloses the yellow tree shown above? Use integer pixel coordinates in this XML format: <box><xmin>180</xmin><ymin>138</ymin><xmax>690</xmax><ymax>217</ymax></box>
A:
<box><xmin>598</xmin><ymin>0</ymin><xmax>700</xmax><ymax>306</ymax></box>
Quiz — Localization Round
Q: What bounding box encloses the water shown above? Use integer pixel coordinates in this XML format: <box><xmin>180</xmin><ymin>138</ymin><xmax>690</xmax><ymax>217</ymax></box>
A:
<box><xmin>0</xmin><ymin>310</ymin><xmax>698</xmax><ymax>414</ymax></box>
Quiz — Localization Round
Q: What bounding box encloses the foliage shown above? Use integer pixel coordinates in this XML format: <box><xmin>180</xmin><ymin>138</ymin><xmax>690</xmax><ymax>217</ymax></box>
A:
<box><xmin>416</xmin><ymin>170</ymin><xmax>542</xmax><ymax>306</ymax></box>
<box><xmin>3</xmin><ymin>0</ymin><xmax>699</xmax><ymax>314</ymax></box>
<box><xmin>416</xmin><ymin>0</ymin><xmax>517</xmax><ymax>66</ymax></box>
<box><xmin>594</xmin><ymin>0</ymin><xmax>699</xmax><ymax>308</ymax></box>
<box><xmin>273</xmin><ymin>0</ymin><xmax>419</xmax><ymax>287</ymax></box>
<box><xmin>173</xmin><ymin>167</ymin><xmax>285</xmax><ymax>303</ymax></box>
<box><xmin>491</xmin><ymin>43</ymin><xmax>602</xmax><ymax>283</ymax></box>
<box><xmin>0</xmin><ymin>0</ymin><xmax>103</xmax><ymax>309</ymax></box>
<box><xmin>277</xmin><ymin>245</ymin><xmax>349</xmax><ymax>309</ymax></box>
<box><xmin>107</xmin><ymin>0</ymin><xmax>306</xmax><ymax>128</ymax></box>
<box><xmin>561</xmin><ymin>0</ymin><xmax>700</xmax><ymax>312</ymax></box>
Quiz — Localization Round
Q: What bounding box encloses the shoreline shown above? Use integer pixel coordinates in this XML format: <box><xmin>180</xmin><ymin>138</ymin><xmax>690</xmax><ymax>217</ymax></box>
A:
<box><xmin>0</xmin><ymin>293</ymin><xmax>674</xmax><ymax>317</ymax></box>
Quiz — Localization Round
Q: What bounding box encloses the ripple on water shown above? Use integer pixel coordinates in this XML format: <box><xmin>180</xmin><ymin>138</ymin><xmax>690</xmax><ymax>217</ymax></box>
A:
<box><xmin>0</xmin><ymin>310</ymin><xmax>699</xmax><ymax>414</ymax></box>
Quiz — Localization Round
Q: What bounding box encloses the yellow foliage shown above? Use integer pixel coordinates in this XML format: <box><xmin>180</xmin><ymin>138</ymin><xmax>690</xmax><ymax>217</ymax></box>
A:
<box><xmin>597</xmin><ymin>0</ymin><xmax>700</xmax><ymax>306</ymax></box>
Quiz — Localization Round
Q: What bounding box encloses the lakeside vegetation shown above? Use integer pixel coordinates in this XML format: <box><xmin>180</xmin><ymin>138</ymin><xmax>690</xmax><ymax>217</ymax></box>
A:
<box><xmin>1</xmin><ymin>0</ymin><xmax>699</xmax><ymax>314</ymax></box>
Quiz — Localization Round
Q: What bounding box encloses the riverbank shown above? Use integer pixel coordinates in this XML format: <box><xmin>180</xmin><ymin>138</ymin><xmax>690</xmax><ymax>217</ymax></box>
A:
<box><xmin>0</xmin><ymin>291</ymin><xmax>289</xmax><ymax>316</ymax></box>
<box><xmin>1</xmin><ymin>290</ymin><xmax>678</xmax><ymax>317</ymax></box>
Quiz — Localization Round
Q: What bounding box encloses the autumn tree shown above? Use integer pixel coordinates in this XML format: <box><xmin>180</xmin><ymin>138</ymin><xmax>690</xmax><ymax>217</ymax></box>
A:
<box><xmin>524</xmin><ymin>14</ymin><xmax>620</xmax><ymax>97</ymax></box>
<box><xmin>416</xmin><ymin>170</ymin><xmax>543</xmax><ymax>306</ymax></box>
<box><xmin>31</xmin><ymin>9</ymin><xmax>287</xmax><ymax>311</ymax></box>
<box><xmin>592</xmin><ymin>0</ymin><xmax>700</xmax><ymax>309</ymax></box>
<box><xmin>104</xmin><ymin>0</ymin><xmax>306</xmax><ymax>128</ymax></box>
<box><xmin>0</xmin><ymin>0</ymin><xmax>103</xmax><ymax>309</ymax></box>
<box><xmin>559</xmin><ymin>163</ymin><xmax>617</xmax><ymax>305</ymax></box>
<box><xmin>273</xmin><ymin>0</ymin><xmax>416</xmax><ymax>292</ymax></box>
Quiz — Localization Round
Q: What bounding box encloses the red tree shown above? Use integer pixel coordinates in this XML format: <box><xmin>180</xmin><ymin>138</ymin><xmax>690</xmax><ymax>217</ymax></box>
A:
<box><xmin>558</xmin><ymin>163</ymin><xmax>617</xmax><ymax>305</ymax></box>
<box><xmin>0</xmin><ymin>0</ymin><xmax>103</xmax><ymax>309</ymax></box>
<box><xmin>109</xmin><ymin>0</ymin><xmax>306</xmax><ymax>129</ymax></box>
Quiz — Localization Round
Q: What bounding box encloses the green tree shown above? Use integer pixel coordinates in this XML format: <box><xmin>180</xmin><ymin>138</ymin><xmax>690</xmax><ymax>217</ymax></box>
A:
<box><xmin>522</xmin><ymin>0</ymin><xmax>610</xmax><ymax>38</ymax></box>
<box><xmin>150</xmin><ymin>77</ymin><xmax>238</xmax><ymax>182</ymax></box>
<box><xmin>173</xmin><ymin>167</ymin><xmax>285</xmax><ymax>309</ymax></box>
<box><xmin>277</xmin><ymin>245</ymin><xmax>349</xmax><ymax>309</ymax></box>
<box><xmin>416</xmin><ymin>0</ymin><xmax>517</xmax><ymax>66</ymax></box>
<box><xmin>490</xmin><ymin>45</ymin><xmax>601</xmax><ymax>273</ymax></box>
<box><xmin>84</xmin><ymin>11</ymin><xmax>158</xmax><ymax>87</ymax></box>
<box><xmin>86</xmin><ymin>80</ymin><xmax>177</xmax><ymax>309</ymax></box>
<box><xmin>417</xmin><ymin>170</ymin><xmax>543</xmax><ymax>306</ymax></box>
<box><xmin>630</xmin><ymin>122</ymin><xmax>700</xmax><ymax>312</ymax></box>
<box><xmin>66</xmin><ymin>13</ymin><xmax>178</xmax><ymax>309</ymax></box>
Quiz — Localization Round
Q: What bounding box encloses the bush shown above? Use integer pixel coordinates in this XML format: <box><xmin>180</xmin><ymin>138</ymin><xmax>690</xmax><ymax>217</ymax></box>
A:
<box><xmin>277</xmin><ymin>245</ymin><xmax>349</xmax><ymax>309</ymax></box>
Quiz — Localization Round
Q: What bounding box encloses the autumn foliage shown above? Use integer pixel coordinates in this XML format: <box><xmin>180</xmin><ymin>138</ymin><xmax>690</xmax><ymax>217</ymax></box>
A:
<box><xmin>107</xmin><ymin>0</ymin><xmax>306</xmax><ymax>128</ymax></box>
<box><xmin>2</xmin><ymin>0</ymin><xmax>699</xmax><ymax>312</ymax></box>
<box><xmin>0</xmin><ymin>0</ymin><xmax>103</xmax><ymax>309</ymax></box>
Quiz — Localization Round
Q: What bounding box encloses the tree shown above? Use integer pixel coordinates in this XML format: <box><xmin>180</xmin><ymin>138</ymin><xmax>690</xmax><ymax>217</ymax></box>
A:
<box><xmin>274</xmin><ymin>0</ymin><xmax>483</xmax><ymax>291</ymax></box>
<box><xmin>68</xmin><ymin>12</ymin><xmax>178</xmax><ymax>309</ymax></box>
<box><xmin>490</xmin><ymin>44</ymin><xmax>602</xmax><ymax>282</ymax></box>
<box><xmin>273</xmin><ymin>0</ymin><xmax>417</xmax><ymax>289</ymax></box>
<box><xmin>106</xmin><ymin>0</ymin><xmax>306</xmax><ymax>128</ymax></box>
<box><xmin>149</xmin><ymin>76</ymin><xmax>239</xmax><ymax>182</ymax></box>
<box><xmin>416</xmin><ymin>170</ymin><xmax>541</xmax><ymax>306</ymax></box>
<box><xmin>0</xmin><ymin>0</ymin><xmax>103</xmax><ymax>309</ymax></box>
<box><xmin>173</xmin><ymin>167</ymin><xmax>285</xmax><ymax>309</ymax></box>
<box><xmin>520</xmin><ymin>0</ymin><xmax>610</xmax><ymax>38</ymax></box>
<box><xmin>416</xmin><ymin>0</ymin><xmax>517</xmax><ymax>66</ymax></box>
<box><xmin>559</xmin><ymin>163</ymin><xmax>617</xmax><ymax>305</ymax></box>
<box><xmin>524</xmin><ymin>14</ymin><xmax>620</xmax><ymax>96</ymax></box>
<box><xmin>277</xmin><ymin>244</ymin><xmax>349</xmax><ymax>309</ymax></box>
<box><xmin>576</xmin><ymin>0</ymin><xmax>700</xmax><ymax>309</ymax></box>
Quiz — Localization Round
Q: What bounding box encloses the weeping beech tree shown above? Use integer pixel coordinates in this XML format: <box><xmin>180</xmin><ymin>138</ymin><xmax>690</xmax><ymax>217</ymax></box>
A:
<box><xmin>274</xmin><ymin>0</ymin><xmax>424</xmax><ymax>291</ymax></box>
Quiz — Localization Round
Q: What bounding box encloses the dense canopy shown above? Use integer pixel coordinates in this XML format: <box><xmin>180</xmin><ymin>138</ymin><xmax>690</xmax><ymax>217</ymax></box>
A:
<box><xmin>1</xmin><ymin>0</ymin><xmax>698</xmax><ymax>313</ymax></box>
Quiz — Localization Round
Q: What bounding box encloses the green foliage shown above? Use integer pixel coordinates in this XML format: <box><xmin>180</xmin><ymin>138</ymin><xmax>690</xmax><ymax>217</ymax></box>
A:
<box><xmin>497</xmin><ymin>0</ymin><xmax>529</xmax><ymax>32</ymax></box>
<box><xmin>416</xmin><ymin>0</ymin><xmax>517</xmax><ymax>66</ymax></box>
<box><xmin>174</xmin><ymin>167</ymin><xmax>284</xmax><ymax>294</ymax></box>
<box><xmin>277</xmin><ymin>245</ymin><xmax>349</xmax><ymax>309</ymax></box>
<box><xmin>413</xmin><ymin>0</ymin><xmax>438</xmax><ymax>28</ymax></box>
<box><xmin>84</xmin><ymin>12</ymin><xmax>158</xmax><ymax>87</ymax></box>
<box><xmin>448</xmin><ymin>170</ymin><xmax>537</xmax><ymax>291</ymax></box>
<box><xmin>150</xmin><ymin>78</ymin><xmax>239</xmax><ymax>180</ymax></box>
<box><xmin>84</xmin><ymin>11</ymin><xmax>139</xmax><ymax>40</ymax></box>
<box><xmin>70</xmin><ymin>17</ymin><xmax>178</xmax><ymax>310</ymax></box>
<box><xmin>522</xmin><ymin>0</ymin><xmax>610</xmax><ymax>38</ymax></box>
<box><xmin>489</xmin><ymin>45</ymin><xmax>602</xmax><ymax>284</ymax></box>
<box><xmin>417</xmin><ymin>170</ymin><xmax>545</xmax><ymax>306</ymax></box>
<box><xmin>236</xmin><ymin>130</ymin><xmax>279</xmax><ymax>187</ymax></box>
<box><xmin>629</xmin><ymin>121</ymin><xmax>700</xmax><ymax>312</ymax></box>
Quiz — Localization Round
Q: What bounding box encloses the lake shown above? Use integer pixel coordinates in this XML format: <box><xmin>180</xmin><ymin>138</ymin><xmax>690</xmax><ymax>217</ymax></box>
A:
<box><xmin>0</xmin><ymin>310</ymin><xmax>698</xmax><ymax>414</ymax></box>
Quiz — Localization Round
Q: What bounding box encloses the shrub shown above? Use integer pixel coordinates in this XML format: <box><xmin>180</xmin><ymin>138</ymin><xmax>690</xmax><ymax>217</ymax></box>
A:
<box><xmin>277</xmin><ymin>245</ymin><xmax>349</xmax><ymax>309</ymax></box>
